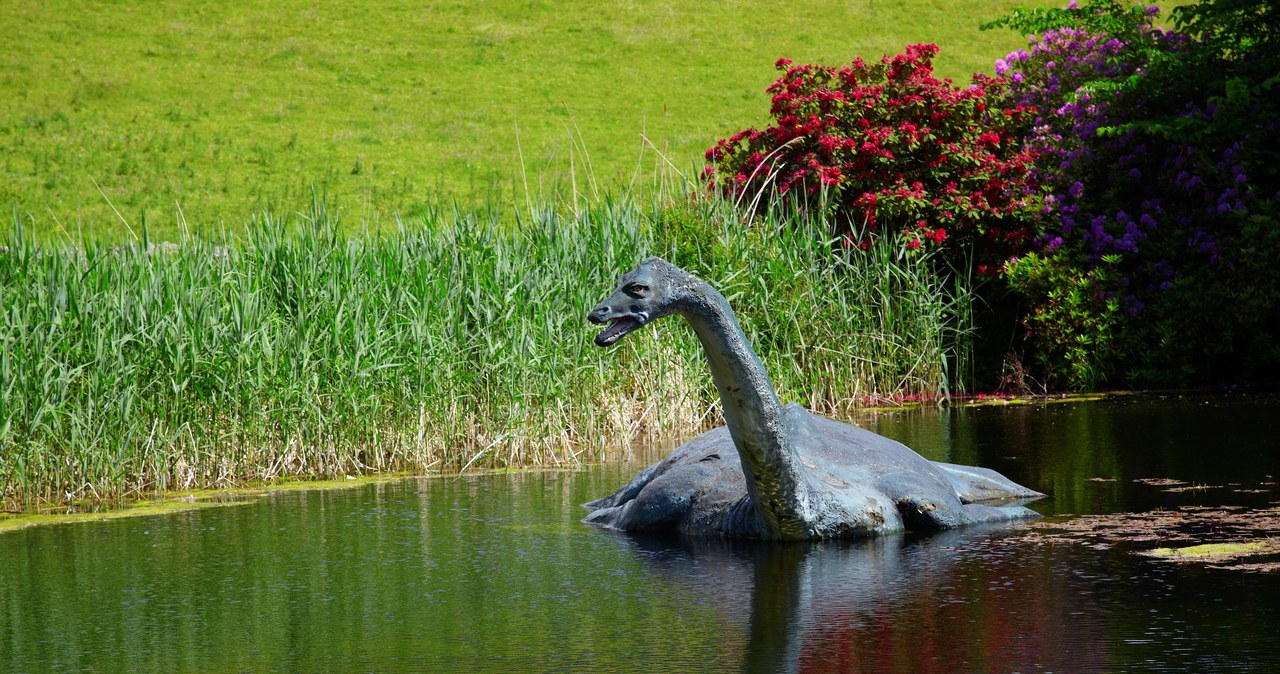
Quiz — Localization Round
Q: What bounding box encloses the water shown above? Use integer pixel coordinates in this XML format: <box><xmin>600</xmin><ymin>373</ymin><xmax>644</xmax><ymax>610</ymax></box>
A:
<box><xmin>3</xmin><ymin>393</ymin><xmax>1280</xmax><ymax>672</ymax></box>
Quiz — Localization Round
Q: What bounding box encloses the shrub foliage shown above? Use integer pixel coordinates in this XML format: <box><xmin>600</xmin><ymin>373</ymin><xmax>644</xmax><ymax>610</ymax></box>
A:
<box><xmin>708</xmin><ymin>0</ymin><xmax>1280</xmax><ymax>389</ymax></box>
<box><xmin>705</xmin><ymin>45</ymin><xmax>1042</xmax><ymax>271</ymax></box>
<box><xmin>990</xmin><ymin>0</ymin><xmax>1280</xmax><ymax>387</ymax></box>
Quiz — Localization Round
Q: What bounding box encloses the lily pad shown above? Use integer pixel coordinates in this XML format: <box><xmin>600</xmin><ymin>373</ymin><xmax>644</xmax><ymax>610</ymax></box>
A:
<box><xmin>1007</xmin><ymin>506</ymin><xmax>1280</xmax><ymax>571</ymax></box>
<box><xmin>1162</xmin><ymin>484</ymin><xmax>1223</xmax><ymax>493</ymax></box>
<box><xmin>1133</xmin><ymin>477</ymin><xmax>1187</xmax><ymax>487</ymax></box>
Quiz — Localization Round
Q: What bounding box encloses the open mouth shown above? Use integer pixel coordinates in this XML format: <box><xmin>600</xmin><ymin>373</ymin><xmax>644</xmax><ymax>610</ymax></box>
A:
<box><xmin>594</xmin><ymin>316</ymin><xmax>642</xmax><ymax>347</ymax></box>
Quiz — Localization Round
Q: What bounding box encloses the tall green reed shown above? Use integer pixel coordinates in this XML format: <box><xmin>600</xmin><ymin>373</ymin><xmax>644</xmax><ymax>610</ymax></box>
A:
<box><xmin>0</xmin><ymin>192</ymin><xmax>972</xmax><ymax>508</ymax></box>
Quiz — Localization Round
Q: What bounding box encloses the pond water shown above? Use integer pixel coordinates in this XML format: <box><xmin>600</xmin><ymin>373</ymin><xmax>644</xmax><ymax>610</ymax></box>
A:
<box><xmin>3</xmin><ymin>393</ymin><xmax>1280</xmax><ymax>672</ymax></box>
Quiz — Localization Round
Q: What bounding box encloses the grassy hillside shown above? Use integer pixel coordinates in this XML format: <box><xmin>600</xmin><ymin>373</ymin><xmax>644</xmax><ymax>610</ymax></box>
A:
<box><xmin>1</xmin><ymin>0</ymin><xmax>1055</xmax><ymax>239</ymax></box>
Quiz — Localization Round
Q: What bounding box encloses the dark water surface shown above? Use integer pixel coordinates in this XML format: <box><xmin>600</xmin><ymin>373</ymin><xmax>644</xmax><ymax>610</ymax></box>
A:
<box><xmin>3</xmin><ymin>394</ymin><xmax>1280</xmax><ymax>672</ymax></box>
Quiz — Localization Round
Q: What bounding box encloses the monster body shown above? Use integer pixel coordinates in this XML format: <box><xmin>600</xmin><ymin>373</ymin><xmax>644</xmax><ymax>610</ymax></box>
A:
<box><xmin>586</xmin><ymin>258</ymin><xmax>1041</xmax><ymax>540</ymax></box>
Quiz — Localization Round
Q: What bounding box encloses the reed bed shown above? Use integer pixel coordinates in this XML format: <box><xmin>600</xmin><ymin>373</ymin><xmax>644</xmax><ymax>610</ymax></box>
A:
<box><xmin>0</xmin><ymin>195</ymin><xmax>970</xmax><ymax>509</ymax></box>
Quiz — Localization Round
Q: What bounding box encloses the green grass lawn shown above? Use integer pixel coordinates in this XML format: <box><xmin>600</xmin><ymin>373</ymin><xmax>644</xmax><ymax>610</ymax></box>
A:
<box><xmin>1</xmin><ymin>0</ymin><xmax>1055</xmax><ymax>239</ymax></box>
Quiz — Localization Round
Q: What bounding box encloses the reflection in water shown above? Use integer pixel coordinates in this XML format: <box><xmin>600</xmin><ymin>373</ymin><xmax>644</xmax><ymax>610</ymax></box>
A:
<box><xmin>864</xmin><ymin>393</ymin><xmax>1280</xmax><ymax>515</ymax></box>
<box><xmin>623</xmin><ymin>526</ymin><xmax>1116</xmax><ymax>673</ymax></box>
<box><xmin>3</xmin><ymin>395</ymin><xmax>1280</xmax><ymax>672</ymax></box>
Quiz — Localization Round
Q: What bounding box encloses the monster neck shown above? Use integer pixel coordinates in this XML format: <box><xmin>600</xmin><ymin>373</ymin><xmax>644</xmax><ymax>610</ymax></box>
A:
<box><xmin>681</xmin><ymin>283</ymin><xmax>809</xmax><ymax>539</ymax></box>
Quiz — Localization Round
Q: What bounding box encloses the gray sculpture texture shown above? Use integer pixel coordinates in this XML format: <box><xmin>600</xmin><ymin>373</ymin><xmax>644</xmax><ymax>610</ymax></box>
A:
<box><xmin>585</xmin><ymin>257</ymin><xmax>1042</xmax><ymax>540</ymax></box>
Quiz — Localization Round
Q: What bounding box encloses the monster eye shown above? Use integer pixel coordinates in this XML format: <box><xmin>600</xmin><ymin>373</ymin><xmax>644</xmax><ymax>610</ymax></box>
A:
<box><xmin>624</xmin><ymin>283</ymin><xmax>649</xmax><ymax>298</ymax></box>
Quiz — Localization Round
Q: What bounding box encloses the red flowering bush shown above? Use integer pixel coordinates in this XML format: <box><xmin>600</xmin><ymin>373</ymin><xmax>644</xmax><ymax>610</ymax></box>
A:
<box><xmin>705</xmin><ymin>44</ymin><xmax>1042</xmax><ymax>270</ymax></box>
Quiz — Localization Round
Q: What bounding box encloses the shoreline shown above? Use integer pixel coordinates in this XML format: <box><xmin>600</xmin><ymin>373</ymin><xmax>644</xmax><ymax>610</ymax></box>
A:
<box><xmin>0</xmin><ymin>391</ymin><xmax>1150</xmax><ymax>534</ymax></box>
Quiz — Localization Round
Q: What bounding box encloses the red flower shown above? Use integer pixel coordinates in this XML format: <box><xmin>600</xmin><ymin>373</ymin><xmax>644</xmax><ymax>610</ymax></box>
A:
<box><xmin>706</xmin><ymin>43</ymin><xmax>1040</xmax><ymax>267</ymax></box>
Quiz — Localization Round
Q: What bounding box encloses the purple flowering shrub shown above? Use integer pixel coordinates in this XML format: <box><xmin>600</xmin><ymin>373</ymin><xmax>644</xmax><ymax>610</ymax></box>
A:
<box><xmin>987</xmin><ymin>0</ymin><xmax>1280</xmax><ymax>387</ymax></box>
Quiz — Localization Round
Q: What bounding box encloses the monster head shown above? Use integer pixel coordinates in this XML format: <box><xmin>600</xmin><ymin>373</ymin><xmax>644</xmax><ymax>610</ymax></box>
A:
<box><xmin>587</xmin><ymin>257</ymin><xmax>694</xmax><ymax>347</ymax></box>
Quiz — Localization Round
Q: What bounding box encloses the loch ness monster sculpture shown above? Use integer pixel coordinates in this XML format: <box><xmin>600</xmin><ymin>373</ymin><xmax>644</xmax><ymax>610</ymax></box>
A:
<box><xmin>584</xmin><ymin>257</ymin><xmax>1042</xmax><ymax>540</ymax></box>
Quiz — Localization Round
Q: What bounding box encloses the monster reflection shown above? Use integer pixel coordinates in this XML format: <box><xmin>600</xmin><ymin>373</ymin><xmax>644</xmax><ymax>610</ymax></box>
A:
<box><xmin>618</xmin><ymin>525</ymin><xmax>1112</xmax><ymax>673</ymax></box>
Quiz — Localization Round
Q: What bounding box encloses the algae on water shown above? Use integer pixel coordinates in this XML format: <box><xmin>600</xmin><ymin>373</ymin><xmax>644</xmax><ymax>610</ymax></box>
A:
<box><xmin>1141</xmin><ymin>541</ymin><xmax>1275</xmax><ymax>561</ymax></box>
